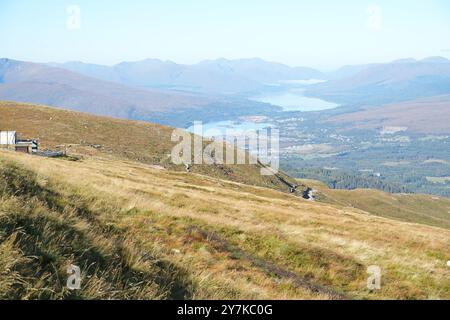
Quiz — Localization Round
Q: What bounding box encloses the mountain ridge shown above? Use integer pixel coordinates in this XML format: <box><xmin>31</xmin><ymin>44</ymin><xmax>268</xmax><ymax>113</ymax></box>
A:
<box><xmin>0</xmin><ymin>58</ymin><xmax>285</xmax><ymax>127</ymax></box>
<box><xmin>0</xmin><ymin>58</ymin><xmax>213</xmax><ymax>118</ymax></box>
<box><xmin>307</xmin><ymin>56</ymin><xmax>450</xmax><ymax>105</ymax></box>
<box><xmin>49</xmin><ymin>57</ymin><xmax>325</xmax><ymax>93</ymax></box>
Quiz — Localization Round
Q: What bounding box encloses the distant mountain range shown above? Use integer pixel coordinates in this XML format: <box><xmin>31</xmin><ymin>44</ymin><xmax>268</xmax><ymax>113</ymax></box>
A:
<box><xmin>307</xmin><ymin>57</ymin><xmax>450</xmax><ymax>105</ymax></box>
<box><xmin>0</xmin><ymin>58</ymin><xmax>214</xmax><ymax>120</ymax></box>
<box><xmin>2</xmin><ymin>56</ymin><xmax>450</xmax><ymax>126</ymax></box>
<box><xmin>49</xmin><ymin>58</ymin><xmax>325</xmax><ymax>93</ymax></box>
<box><xmin>48</xmin><ymin>56</ymin><xmax>450</xmax><ymax>106</ymax></box>
<box><xmin>0</xmin><ymin>58</ymin><xmax>284</xmax><ymax>127</ymax></box>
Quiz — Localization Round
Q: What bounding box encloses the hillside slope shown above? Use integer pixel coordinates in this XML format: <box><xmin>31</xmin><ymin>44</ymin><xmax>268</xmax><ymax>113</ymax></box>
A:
<box><xmin>0</xmin><ymin>158</ymin><xmax>191</xmax><ymax>299</ymax></box>
<box><xmin>299</xmin><ymin>179</ymin><xmax>450</xmax><ymax>229</ymax></box>
<box><xmin>1</xmin><ymin>101</ymin><xmax>449</xmax><ymax>300</ymax></box>
<box><xmin>326</xmin><ymin>95</ymin><xmax>450</xmax><ymax>134</ymax></box>
<box><xmin>0</xmin><ymin>58</ymin><xmax>212</xmax><ymax>120</ymax></box>
<box><xmin>0</xmin><ymin>59</ymin><xmax>283</xmax><ymax>128</ymax></box>
<box><xmin>307</xmin><ymin>57</ymin><xmax>450</xmax><ymax>105</ymax></box>
<box><xmin>0</xmin><ymin>151</ymin><xmax>449</xmax><ymax>299</ymax></box>
<box><xmin>0</xmin><ymin>101</ymin><xmax>301</xmax><ymax>194</ymax></box>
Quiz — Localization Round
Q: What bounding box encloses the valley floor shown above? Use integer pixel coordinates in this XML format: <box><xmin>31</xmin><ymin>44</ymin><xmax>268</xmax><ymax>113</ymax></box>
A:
<box><xmin>1</xmin><ymin>150</ymin><xmax>449</xmax><ymax>299</ymax></box>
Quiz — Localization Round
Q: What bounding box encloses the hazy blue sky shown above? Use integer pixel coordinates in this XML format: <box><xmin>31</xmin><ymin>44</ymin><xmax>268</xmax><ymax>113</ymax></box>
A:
<box><xmin>1</xmin><ymin>0</ymin><xmax>449</xmax><ymax>69</ymax></box>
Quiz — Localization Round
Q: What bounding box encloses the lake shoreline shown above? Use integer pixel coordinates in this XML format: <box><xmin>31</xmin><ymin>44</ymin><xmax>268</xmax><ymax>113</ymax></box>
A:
<box><xmin>250</xmin><ymin>87</ymin><xmax>340</xmax><ymax>112</ymax></box>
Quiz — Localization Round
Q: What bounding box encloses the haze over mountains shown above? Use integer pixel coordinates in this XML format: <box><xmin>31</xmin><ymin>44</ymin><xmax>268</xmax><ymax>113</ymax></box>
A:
<box><xmin>50</xmin><ymin>58</ymin><xmax>324</xmax><ymax>93</ymax></box>
<box><xmin>1</xmin><ymin>56</ymin><xmax>450</xmax><ymax>127</ymax></box>
<box><xmin>49</xmin><ymin>56</ymin><xmax>450</xmax><ymax>107</ymax></box>
<box><xmin>0</xmin><ymin>58</ymin><xmax>276</xmax><ymax>125</ymax></box>
<box><xmin>328</xmin><ymin>94</ymin><xmax>450</xmax><ymax>134</ymax></box>
<box><xmin>0</xmin><ymin>58</ymin><xmax>213</xmax><ymax>121</ymax></box>
<box><xmin>307</xmin><ymin>57</ymin><xmax>450</xmax><ymax>105</ymax></box>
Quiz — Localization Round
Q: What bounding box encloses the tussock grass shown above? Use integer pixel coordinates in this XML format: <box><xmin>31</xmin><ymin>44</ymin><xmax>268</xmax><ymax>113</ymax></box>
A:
<box><xmin>1</xmin><ymin>151</ymin><xmax>449</xmax><ymax>300</ymax></box>
<box><xmin>0</xmin><ymin>160</ymin><xmax>194</xmax><ymax>299</ymax></box>
<box><xmin>299</xmin><ymin>179</ymin><xmax>450</xmax><ymax>229</ymax></box>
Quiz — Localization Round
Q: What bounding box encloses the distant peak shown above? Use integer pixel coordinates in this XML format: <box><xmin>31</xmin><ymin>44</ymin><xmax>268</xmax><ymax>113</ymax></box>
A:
<box><xmin>115</xmin><ymin>58</ymin><xmax>169</xmax><ymax>66</ymax></box>
<box><xmin>420</xmin><ymin>56</ymin><xmax>450</xmax><ymax>64</ymax></box>
<box><xmin>64</xmin><ymin>60</ymin><xmax>86</xmax><ymax>65</ymax></box>
<box><xmin>237</xmin><ymin>57</ymin><xmax>266</xmax><ymax>62</ymax></box>
<box><xmin>198</xmin><ymin>58</ymin><xmax>231</xmax><ymax>64</ymax></box>
<box><xmin>143</xmin><ymin>58</ymin><xmax>164</xmax><ymax>63</ymax></box>
<box><xmin>391</xmin><ymin>58</ymin><xmax>417</xmax><ymax>64</ymax></box>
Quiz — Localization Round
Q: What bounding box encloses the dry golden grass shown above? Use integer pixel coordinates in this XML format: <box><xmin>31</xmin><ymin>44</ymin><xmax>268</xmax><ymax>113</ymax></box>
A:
<box><xmin>1</xmin><ymin>150</ymin><xmax>449</xmax><ymax>300</ymax></box>
<box><xmin>0</xmin><ymin>101</ymin><xmax>300</xmax><ymax>194</ymax></box>
<box><xmin>299</xmin><ymin>178</ymin><xmax>450</xmax><ymax>229</ymax></box>
<box><xmin>0</xmin><ymin>158</ymin><xmax>193</xmax><ymax>299</ymax></box>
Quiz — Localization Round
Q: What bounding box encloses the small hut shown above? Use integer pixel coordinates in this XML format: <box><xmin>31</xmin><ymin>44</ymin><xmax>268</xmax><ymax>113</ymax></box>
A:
<box><xmin>15</xmin><ymin>142</ymin><xmax>33</xmax><ymax>154</ymax></box>
<box><xmin>0</xmin><ymin>131</ymin><xmax>39</xmax><ymax>154</ymax></box>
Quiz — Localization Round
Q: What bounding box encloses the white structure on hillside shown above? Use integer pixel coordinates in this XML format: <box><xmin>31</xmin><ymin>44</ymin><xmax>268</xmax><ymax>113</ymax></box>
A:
<box><xmin>0</xmin><ymin>131</ymin><xmax>17</xmax><ymax>146</ymax></box>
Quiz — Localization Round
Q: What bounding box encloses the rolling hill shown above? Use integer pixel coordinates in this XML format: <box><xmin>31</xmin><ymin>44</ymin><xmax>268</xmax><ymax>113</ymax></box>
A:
<box><xmin>327</xmin><ymin>94</ymin><xmax>450</xmax><ymax>134</ymax></box>
<box><xmin>0</xmin><ymin>101</ymin><xmax>301</xmax><ymax>194</ymax></box>
<box><xmin>0</xmin><ymin>58</ymin><xmax>214</xmax><ymax>121</ymax></box>
<box><xmin>0</xmin><ymin>58</ymin><xmax>284</xmax><ymax>127</ymax></box>
<box><xmin>1</xmin><ymin>144</ymin><xmax>449</xmax><ymax>300</ymax></box>
<box><xmin>307</xmin><ymin>57</ymin><xmax>450</xmax><ymax>106</ymax></box>
<box><xmin>0</xmin><ymin>101</ymin><xmax>449</xmax><ymax>300</ymax></box>
<box><xmin>299</xmin><ymin>179</ymin><xmax>450</xmax><ymax>229</ymax></box>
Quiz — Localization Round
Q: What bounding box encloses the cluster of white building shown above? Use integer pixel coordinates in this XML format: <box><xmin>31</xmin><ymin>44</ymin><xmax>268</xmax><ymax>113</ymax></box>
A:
<box><xmin>0</xmin><ymin>131</ymin><xmax>38</xmax><ymax>153</ymax></box>
<box><xmin>0</xmin><ymin>131</ymin><xmax>16</xmax><ymax>145</ymax></box>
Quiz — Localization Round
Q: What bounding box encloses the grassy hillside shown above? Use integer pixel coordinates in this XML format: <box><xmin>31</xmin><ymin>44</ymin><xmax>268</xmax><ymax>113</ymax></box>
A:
<box><xmin>0</xmin><ymin>158</ymin><xmax>191</xmax><ymax>299</ymax></box>
<box><xmin>0</xmin><ymin>101</ymin><xmax>302</xmax><ymax>194</ymax></box>
<box><xmin>0</xmin><ymin>151</ymin><xmax>449</xmax><ymax>299</ymax></box>
<box><xmin>327</xmin><ymin>95</ymin><xmax>450</xmax><ymax>134</ymax></box>
<box><xmin>1</xmin><ymin>101</ymin><xmax>449</xmax><ymax>300</ymax></box>
<box><xmin>299</xmin><ymin>179</ymin><xmax>450</xmax><ymax>230</ymax></box>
